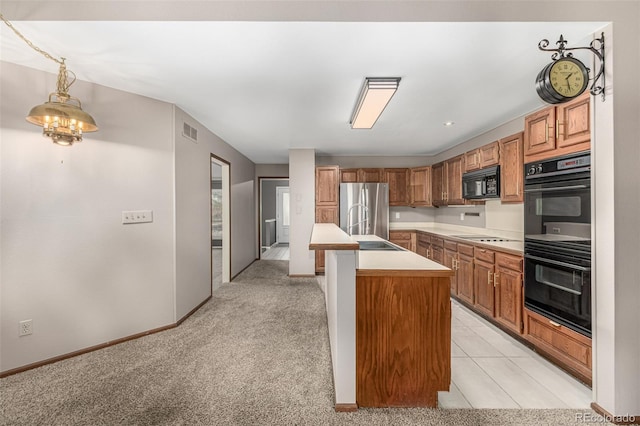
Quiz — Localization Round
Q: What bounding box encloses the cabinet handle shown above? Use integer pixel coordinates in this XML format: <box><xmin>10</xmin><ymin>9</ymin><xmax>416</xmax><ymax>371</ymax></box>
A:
<box><xmin>494</xmin><ymin>273</ymin><xmax>499</xmax><ymax>287</ymax></box>
<box><xmin>557</xmin><ymin>120</ymin><xmax>565</xmax><ymax>140</ymax></box>
<box><xmin>547</xmin><ymin>124</ymin><xmax>552</xmax><ymax>141</ymax></box>
<box><xmin>488</xmin><ymin>271</ymin><xmax>493</xmax><ymax>285</ymax></box>
<box><xmin>549</xmin><ymin>320</ymin><xmax>561</xmax><ymax>328</ymax></box>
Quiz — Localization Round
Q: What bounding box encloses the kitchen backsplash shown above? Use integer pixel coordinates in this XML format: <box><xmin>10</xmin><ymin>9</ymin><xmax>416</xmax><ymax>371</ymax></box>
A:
<box><xmin>434</xmin><ymin>205</ymin><xmax>486</xmax><ymax>228</ymax></box>
<box><xmin>389</xmin><ymin>206</ymin><xmax>436</xmax><ymax>223</ymax></box>
<box><xmin>390</xmin><ymin>200</ymin><xmax>522</xmax><ymax>234</ymax></box>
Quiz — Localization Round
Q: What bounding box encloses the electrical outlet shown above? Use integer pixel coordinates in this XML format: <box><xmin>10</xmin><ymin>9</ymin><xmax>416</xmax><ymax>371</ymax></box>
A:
<box><xmin>460</xmin><ymin>213</ymin><xmax>465</xmax><ymax>221</ymax></box>
<box><xmin>19</xmin><ymin>319</ymin><xmax>33</xmax><ymax>336</ymax></box>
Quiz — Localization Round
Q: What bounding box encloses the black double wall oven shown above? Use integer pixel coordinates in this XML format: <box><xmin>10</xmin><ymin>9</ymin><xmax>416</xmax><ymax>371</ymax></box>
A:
<box><xmin>523</xmin><ymin>152</ymin><xmax>591</xmax><ymax>337</ymax></box>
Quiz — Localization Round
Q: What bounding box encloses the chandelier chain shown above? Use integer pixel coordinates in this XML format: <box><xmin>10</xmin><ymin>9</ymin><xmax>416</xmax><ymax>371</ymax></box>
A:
<box><xmin>0</xmin><ymin>12</ymin><xmax>64</xmax><ymax>65</ymax></box>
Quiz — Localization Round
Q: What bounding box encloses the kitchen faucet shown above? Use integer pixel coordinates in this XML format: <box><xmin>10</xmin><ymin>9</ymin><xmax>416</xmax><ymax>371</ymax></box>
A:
<box><xmin>346</xmin><ymin>203</ymin><xmax>370</xmax><ymax>236</ymax></box>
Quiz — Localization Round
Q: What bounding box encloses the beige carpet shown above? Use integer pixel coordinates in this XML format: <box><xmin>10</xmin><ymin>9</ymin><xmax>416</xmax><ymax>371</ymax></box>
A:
<box><xmin>0</xmin><ymin>260</ymin><xmax>610</xmax><ymax>425</ymax></box>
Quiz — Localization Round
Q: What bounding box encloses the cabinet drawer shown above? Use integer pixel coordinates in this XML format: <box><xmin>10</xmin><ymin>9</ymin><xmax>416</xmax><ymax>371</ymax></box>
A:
<box><xmin>457</xmin><ymin>243</ymin><xmax>474</xmax><ymax>257</ymax></box>
<box><xmin>416</xmin><ymin>232</ymin><xmax>430</xmax><ymax>244</ymax></box>
<box><xmin>474</xmin><ymin>247</ymin><xmax>495</xmax><ymax>263</ymax></box>
<box><xmin>444</xmin><ymin>240</ymin><xmax>457</xmax><ymax>251</ymax></box>
<box><xmin>389</xmin><ymin>231</ymin><xmax>412</xmax><ymax>241</ymax></box>
<box><xmin>431</xmin><ymin>237</ymin><xmax>444</xmax><ymax>247</ymax></box>
<box><xmin>524</xmin><ymin>308</ymin><xmax>591</xmax><ymax>383</ymax></box>
<box><xmin>496</xmin><ymin>252</ymin><xmax>523</xmax><ymax>272</ymax></box>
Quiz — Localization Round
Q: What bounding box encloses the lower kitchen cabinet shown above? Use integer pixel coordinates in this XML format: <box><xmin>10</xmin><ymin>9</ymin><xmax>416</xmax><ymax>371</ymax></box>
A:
<box><xmin>524</xmin><ymin>307</ymin><xmax>592</xmax><ymax>386</ymax></box>
<box><xmin>473</xmin><ymin>247</ymin><xmax>495</xmax><ymax>317</ymax></box>
<box><xmin>456</xmin><ymin>250</ymin><xmax>474</xmax><ymax>305</ymax></box>
<box><xmin>494</xmin><ymin>252</ymin><xmax>524</xmax><ymax>334</ymax></box>
<box><xmin>430</xmin><ymin>237</ymin><xmax>444</xmax><ymax>264</ymax></box>
<box><xmin>389</xmin><ymin>230</ymin><xmax>415</xmax><ymax>252</ymax></box>
<box><xmin>473</xmin><ymin>258</ymin><xmax>495</xmax><ymax>317</ymax></box>
<box><xmin>416</xmin><ymin>232</ymin><xmax>430</xmax><ymax>258</ymax></box>
<box><xmin>443</xmin><ymin>240</ymin><xmax>458</xmax><ymax>294</ymax></box>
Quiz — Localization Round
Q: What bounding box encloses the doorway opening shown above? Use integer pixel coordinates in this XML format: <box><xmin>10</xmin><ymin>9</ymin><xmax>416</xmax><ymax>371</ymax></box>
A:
<box><xmin>259</xmin><ymin>177</ymin><xmax>290</xmax><ymax>261</ymax></box>
<box><xmin>211</xmin><ymin>154</ymin><xmax>231</xmax><ymax>291</ymax></box>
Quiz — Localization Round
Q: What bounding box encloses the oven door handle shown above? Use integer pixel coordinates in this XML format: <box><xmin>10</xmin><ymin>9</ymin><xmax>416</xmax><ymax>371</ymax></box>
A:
<box><xmin>525</xmin><ymin>254</ymin><xmax>591</xmax><ymax>272</ymax></box>
<box><xmin>524</xmin><ymin>184</ymin><xmax>589</xmax><ymax>193</ymax></box>
<box><xmin>536</xmin><ymin>277</ymin><xmax>583</xmax><ymax>295</ymax></box>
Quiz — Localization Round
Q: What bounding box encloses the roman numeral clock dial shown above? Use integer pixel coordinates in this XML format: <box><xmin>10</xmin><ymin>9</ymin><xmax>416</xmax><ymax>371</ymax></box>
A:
<box><xmin>536</xmin><ymin>57</ymin><xmax>589</xmax><ymax>104</ymax></box>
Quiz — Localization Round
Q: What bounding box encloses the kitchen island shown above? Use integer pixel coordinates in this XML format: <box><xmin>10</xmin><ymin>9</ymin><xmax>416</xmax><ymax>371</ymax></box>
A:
<box><xmin>309</xmin><ymin>223</ymin><xmax>454</xmax><ymax>411</ymax></box>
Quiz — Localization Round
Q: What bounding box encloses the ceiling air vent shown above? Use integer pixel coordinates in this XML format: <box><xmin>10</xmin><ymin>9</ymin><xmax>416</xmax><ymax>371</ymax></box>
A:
<box><xmin>183</xmin><ymin>122</ymin><xmax>198</xmax><ymax>142</ymax></box>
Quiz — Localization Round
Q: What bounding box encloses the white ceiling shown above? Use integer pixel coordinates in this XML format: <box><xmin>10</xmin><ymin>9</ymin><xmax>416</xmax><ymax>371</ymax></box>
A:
<box><xmin>0</xmin><ymin>19</ymin><xmax>603</xmax><ymax>163</ymax></box>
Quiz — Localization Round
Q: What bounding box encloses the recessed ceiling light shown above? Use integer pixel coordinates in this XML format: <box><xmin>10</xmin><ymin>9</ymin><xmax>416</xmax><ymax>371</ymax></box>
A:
<box><xmin>444</xmin><ymin>121</ymin><xmax>455</xmax><ymax>127</ymax></box>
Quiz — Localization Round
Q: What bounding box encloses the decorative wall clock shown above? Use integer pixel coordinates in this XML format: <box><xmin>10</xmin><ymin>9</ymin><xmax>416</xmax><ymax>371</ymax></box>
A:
<box><xmin>535</xmin><ymin>33</ymin><xmax>606</xmax><ymax>104</ymax></box>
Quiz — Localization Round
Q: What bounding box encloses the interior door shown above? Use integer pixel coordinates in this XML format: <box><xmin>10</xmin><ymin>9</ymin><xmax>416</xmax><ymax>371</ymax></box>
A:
<box><xmin>276</xmin><ymin>186</ymin><xmax>290</xmax><ymax>243</ymax></box>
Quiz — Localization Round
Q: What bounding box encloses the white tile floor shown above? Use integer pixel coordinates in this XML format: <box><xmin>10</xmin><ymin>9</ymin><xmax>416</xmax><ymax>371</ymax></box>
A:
<box><xmin>261</xmin><ymin>243</ymin><xmax>290</xmax><ymax>260</ymax></box>
<box><xmin>438</xmin><ymin>299</ymin><xmax>592</xmax><ymax>409</ymax></box>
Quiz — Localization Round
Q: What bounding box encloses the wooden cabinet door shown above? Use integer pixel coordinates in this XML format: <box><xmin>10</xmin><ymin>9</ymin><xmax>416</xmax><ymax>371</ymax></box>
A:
<box><xmin>473</xmin><ymin>259</ymin><xmax>495</xmax><ymax>317</ymax></box>
<box><xmin>494</xmin><ymin>264</ymin><xmax>523</xmax><ymax>334</ymax></box>
<box><xmin>340</xmin><ymin>168</ymin><xmax>358</xmax><ymax>183</ymax></box>
<box><xmin>479</xmin><ymin>141</ymin><xmax>500</xmax><ymax>168</ymax></box>
<box><xmin>444</xmin><ymin>247</ymin><xmax>458</xmax><ymax>295</ymax></box>
<box><xmin>359</xmin><ymin>168</ymin><xmax>384</xmax><ymax>182</ymax></box>
<box><xmin>416</xmin><ymin>233</ymin><xmax>431</xmax><ymax>258</ymax></box>
<box><xmin>410</xmin><ymin>166</ymin><xmax>432</xmax><ymax>206</ymax></box>
<box><xmin>456</xmin><ymin>253</ymin><xmax>474</xmax><ymax>305</ymax></box>
<box><xmin>524</xmin><ymin>106</ymin><xmax>556</xmax><ymax>162</ymax></box>
<box><xmin>316</xmin><ymin>166</ymin><xmax>339</xmax><ymax>206</ymax></box>
<box><xmin>499</xmin><ymin>132</ymin><xmax>524</xmax><ymax>203</ymax></box>
<box><xmin>315</xmin><ymin>206</ymin><xmax>338</xmax><ymax>225</ymax></box>
<box><xmin>557</xmin><ymin>93</ymin><xmax>590</xmax><ymax>150</ymax></box>
<box><xmin>445</xmin><ymin>155</ymin><xmax>465</xmax><ymax>205</ymax></box>
<box><xmin>465</xmin><ymin>150</ymin><xmax>481</xmax><ymax>172</ymax></box>
<box><xmin>389</xmin><ymin>231</ymin><xmax>415</xmax><ymax>252</ymax></box>
<box><xmin>431</xmin><ymin>162</ymin><xmax>446</xmax><ymax>206</ymax></box>
<box><xmin>384</xmin><ymin>168</ymin><xmax>410</xmax><ymax>206</ymax></box>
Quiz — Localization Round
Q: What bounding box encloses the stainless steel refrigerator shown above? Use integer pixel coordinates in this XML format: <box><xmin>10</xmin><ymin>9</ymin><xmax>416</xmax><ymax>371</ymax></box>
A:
<box><xmin>339</xmin><ymin>183</ymin><xmax>389</xmax><ymax>239</ymax></box>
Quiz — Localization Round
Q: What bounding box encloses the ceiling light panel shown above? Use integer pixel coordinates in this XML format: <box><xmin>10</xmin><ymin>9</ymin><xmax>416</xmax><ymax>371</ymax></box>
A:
<box><xmin>350</xmin><ymin>77</ymin><xmax>400</xmax><ymax>129</ymax></box>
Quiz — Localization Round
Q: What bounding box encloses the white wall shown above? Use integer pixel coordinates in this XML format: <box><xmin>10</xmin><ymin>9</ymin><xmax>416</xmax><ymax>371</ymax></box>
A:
<box><xmin>174</xmin><ymin>106</ymin><xmax>256</xmax><ymax>321</ymax></box>
<box><xmin>288</xmin><ymin>149</ymin><xmax>315</xmax><ymax>275</ymax></box>
<box><xmin>0</xmin><ymin>62</ymin><xmax>176</xmax><ymax>372</ymax></box>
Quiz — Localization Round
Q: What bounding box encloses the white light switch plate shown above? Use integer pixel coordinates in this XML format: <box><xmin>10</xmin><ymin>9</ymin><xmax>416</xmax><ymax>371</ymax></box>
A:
<box><xmin>122</xmin><ymin>210</ymin><xmax>153</xmax><ymax>224</ymax></box>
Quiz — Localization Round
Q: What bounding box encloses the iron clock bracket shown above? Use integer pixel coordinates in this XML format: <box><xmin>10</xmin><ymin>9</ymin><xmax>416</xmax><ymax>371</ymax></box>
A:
<box><xmin>538</xmin><ymin>32</ymin><xmax>606</xmax><ymax>101</ymax></box>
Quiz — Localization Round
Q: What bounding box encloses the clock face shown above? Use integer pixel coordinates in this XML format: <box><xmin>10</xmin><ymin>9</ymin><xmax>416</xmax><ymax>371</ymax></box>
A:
<box><xmin>549</xmin><ymin>58</ymin><xmax>589</xmax><ymax>99</ymax></box>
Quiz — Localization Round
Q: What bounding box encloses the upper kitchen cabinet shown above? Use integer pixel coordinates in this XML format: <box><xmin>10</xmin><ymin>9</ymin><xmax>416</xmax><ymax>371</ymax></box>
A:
<box><xmin>410</xmin><ymin>166</ymin><xmax>432</xmax><ymax>207</ymax></box>
<box><xmin>431</xmin><ymin>155</ymin><xmax>465</xmax><ymax>206</ymax></box>
<box><xmin>340</xmin><ymin>168</ymin><xmax>384</xmax><ymax>183</ymax></box>
<box><xmin>446</xmin><ymin>155</ymin><xmax>465</xmax><ymax>205</ymax></box>
<box><xmin>431</xmin><ymin>162</ymin><xmax>446</xmax><ymax>207</ymax></box>
<box><xmin>359</xmin><ymin>168</ymin><xmax>384</xmax><ymax>182</ymax></box>
<box><xmin>524</xmin><ymin>92</ymin><xmax>590</xmax><ymax>163</ymax></box>
<box><xmin>384</xmin><ymin>168</ymin><xmax>410</xmax><ymax>206</ymax></box>
<box><xmin>499</xmin><ymin>132</ymin><xmax>524</xmax><ymax>203</ymax></box>
<box><xmin>465</xmin><ymin>141</ymin><xmax>500</xmax><ymax>172</ymax></box>
<box><xmin>315</xmin><ymin>166</ymin><xmax>340</xmax><ymax>206</ymax></box>
<box><xmin>339</xmin><ymin>168</ymin><xmax>359</xmax><ymax>183</ymax></box>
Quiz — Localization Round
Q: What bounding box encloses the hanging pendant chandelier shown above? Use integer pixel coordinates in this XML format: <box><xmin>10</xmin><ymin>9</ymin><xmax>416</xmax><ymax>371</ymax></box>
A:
<box><xmin>1</xmin><ymin>13</ymin><xmax>98</xmax><ymax>146</ymax></box>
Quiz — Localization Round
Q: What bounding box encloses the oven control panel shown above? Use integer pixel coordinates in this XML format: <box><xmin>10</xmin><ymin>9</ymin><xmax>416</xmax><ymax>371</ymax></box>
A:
<box><xmin>526</xmin><ymin>152</ymin><xmax>591</xmax><ymax>177</ymax></box>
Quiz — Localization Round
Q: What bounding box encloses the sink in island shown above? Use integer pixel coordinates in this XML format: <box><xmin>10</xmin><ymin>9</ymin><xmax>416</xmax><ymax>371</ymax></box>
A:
<box><xmin>309</xmin><ymin>223</ymin><xmax>455</xmax><ymax>411</ymax></box>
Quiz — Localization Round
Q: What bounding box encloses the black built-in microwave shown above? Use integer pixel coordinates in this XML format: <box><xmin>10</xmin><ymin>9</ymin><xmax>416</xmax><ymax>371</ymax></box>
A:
<box><xmin>462</xmin><ymin>166</ymin><xmax>500</xmax><ymax>200</ymax></box>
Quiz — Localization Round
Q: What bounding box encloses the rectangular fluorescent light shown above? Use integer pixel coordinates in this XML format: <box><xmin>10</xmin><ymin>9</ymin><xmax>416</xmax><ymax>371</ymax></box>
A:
<box><xmin>350</xmin><ymin>77</ymin><xmax>401</xmax><ymax>129</ymax></box>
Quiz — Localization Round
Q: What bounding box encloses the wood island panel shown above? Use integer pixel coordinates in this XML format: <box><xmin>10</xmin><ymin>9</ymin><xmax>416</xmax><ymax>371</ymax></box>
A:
<box><xmin>356</xmin><ymin>275</ymin><xmax>451</xmax><ymax>407</ymax></box>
